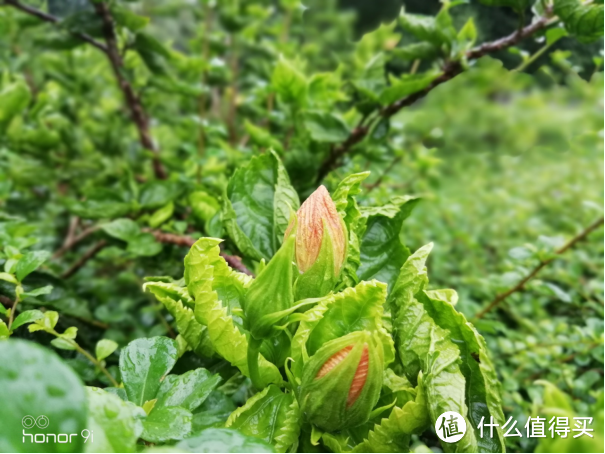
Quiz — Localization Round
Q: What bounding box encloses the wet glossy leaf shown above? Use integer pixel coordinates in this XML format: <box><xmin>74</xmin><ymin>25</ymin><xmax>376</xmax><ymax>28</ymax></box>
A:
<box><xmin>177</xmin><ymin>428</ymin><xmax>274</xmax><ymax>453</ymax></box>
<box><xmin>141</xmin><ymin>406</ymin><xmax>192</xmax><ymax>443</ymax></box>
<box><xmin>119</xmin><ymin>336</ymin><xmax>178</xmax><ymax>406</ymax></box>
<box><xmin>85</xmin><ymin>387</ymin><xmax>144</xmax><ymax>453</ymax></box>
<box><xmin>0</xmin><ymin>339</ymin><xmax>87</xmax><ymax>453</ymax></box>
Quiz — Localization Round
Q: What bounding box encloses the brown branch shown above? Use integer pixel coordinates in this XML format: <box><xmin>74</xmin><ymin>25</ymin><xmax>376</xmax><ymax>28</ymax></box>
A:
<box><xmin>93</xmin><ymin>2</ymin><xmax>166</xmax><ymax>180</ymax></box>
<box><xmin>474</xmin><ymin>216</ymin><xmax>604</xmax><ymax>320</ymax></box>
<box><xmin>316</xmin><ymin>11</ymin><xmax>555</xmax><ymax>182</ymax></box>
<box><xmin>2</xmin><ymin>0</ymin><xmax>108</xmax><ymax>51</ymax></box>
<box><xmin>146</xmin><ymin>229</ymin><xmax>254</xmax><ymax>276</ymax></box>
<box><xmin>53</xmin><ymin>225</ymin><xmax>100</xmax><ymax>259</ymax></box>
<box><xmin>61</xmin><ymin>240</ymin><xmax>108</xmax><ymax>279</ymax></box>
<box><xmin>3</xmin><ymin>0</ymin><xmax>167</xmax><ymax>179</ymax></box>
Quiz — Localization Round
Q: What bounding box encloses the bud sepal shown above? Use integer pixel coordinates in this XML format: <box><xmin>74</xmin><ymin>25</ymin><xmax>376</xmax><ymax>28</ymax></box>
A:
<box><xmin>299</xmin><ymin>330</ymin><xmax>384</xmax><ymax>432</ymax></box>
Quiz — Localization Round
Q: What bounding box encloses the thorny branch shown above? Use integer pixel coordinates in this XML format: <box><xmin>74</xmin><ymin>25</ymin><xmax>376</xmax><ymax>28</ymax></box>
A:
<box><xmin>316</xmin><ymin>10</ymin><xmax>556</xmax><ymax>182</ymax></box>
<box><xmin>3</xmin><ymin>0</ymin><xmax>167</xmax><ymax>180</ymax></box>
<box><xmin>474</xmin><ymin>216</ymin><xmax>604</xmax><ymax>320</ymax></box>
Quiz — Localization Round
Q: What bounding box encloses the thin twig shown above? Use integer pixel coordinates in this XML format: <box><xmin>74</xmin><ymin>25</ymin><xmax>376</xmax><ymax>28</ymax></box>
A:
<box><xmin>53</xmin><ymin>225</ymin><xmax>100</xmax><ymax>259</ymax></box>
<box><xmin>474</xmin><ymin>216</ymin><xmax>604</xmax><ymax>320</ymax></box>
<box><xmin>365</xmin><ymin>155</ymin><xmax>402</xmax><ymax>194</ymax></box>
<box><xmin>93</xmin><ymin>2</ymin><xmax>167</xmax><ymax>180</ymax></box>
<box><xmin>146</xmin><ymin>229</ymin><xmax>254</xmax><ymax>276</ymax></box>
<box><xmin>2</xmin><ymin>0</ymin><xmax>108</xmax><ymax>51</ymax></box>
<box><xmin>316</xmin><ymin>10</ymin><xmax>555</xmax><ymax>182</ymax></box>
<box><xmin>61</xmin><ymin>240</ymin><xmax>108</xmax><ymax>279</ymax></box>
<box><xmin>60</xmin><ymin>216</ymin><xmax>80</xmax><ymax>250</ymax></box>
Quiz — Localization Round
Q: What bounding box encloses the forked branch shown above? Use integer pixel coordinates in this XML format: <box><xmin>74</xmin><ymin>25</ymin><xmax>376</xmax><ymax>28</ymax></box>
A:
<box><xmin>474</xmin><ymin>216</ymin><xmax>604</xmax><ymax>320</ymax></box>
<box><xmin>316</xmin><ymin>10</ymin><xmax>556</xmax><ymax>182</ymax></box>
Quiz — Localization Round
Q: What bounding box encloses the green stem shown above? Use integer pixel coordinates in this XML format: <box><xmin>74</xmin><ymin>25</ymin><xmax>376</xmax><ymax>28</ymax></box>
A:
<box><xmin>513</xmin><ymin>41</ymin><xmax>553</xmax><ymax>73</ymax></box>
<box><xmin>7</xmin><ymin>289</ymin><xmax>22</xmax><ymax>332</ymax></box>
<box><xmin>247</xmin><ymin>336</ymin><xmax>264</xmax><ymax>390</ymax></box>
<box><xmin>49</xmin><ymin>328</ymin><xmax>120</xmax><ymax>387</ymax></box>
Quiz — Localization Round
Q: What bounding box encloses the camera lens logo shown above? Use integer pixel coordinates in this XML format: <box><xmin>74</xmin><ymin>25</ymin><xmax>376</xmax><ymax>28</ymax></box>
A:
<box><xmin>435</xmin><ymin>411</ymin><xmax>467</xmax><ymax>443</ymax></box>
<box><xmin>22</xmin><ymin>416</ymin><xmax>49</xmax><ymax>429</ymax></box>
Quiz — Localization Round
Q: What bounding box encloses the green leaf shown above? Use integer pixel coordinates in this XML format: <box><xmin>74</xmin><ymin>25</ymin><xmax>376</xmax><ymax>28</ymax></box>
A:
<box><xmin>154</xmin><ymin>368</ymin><xmax>221</xmax><ymax>412</ymax></box>
<box><xmin>102</xmin><ymin>218</ymin><xmax>140</xmax><ymax>242</ymax></box>
<box><xmin>0</xmin><ymin>339</ymin><xmax>87</xmax><ymax>453</ymax></box>
<box><xmin>141</xmin><ymin>406</ymin><xmax>192</xmax><ymax>443</ymax></box>
<box><xmin>60</xmin><ymin>10</ymin><xmax>103</xmax><ymax>37</ymax></box>
<box><xmin>139</xmin><ymin>181</ymin><xmax>183</xmax><ymax>209</ymax></box>
<box><xmin>111</xmin><ymin>5</ymin><xmax>149</xmax><ymax>32</ymax></box>
<box><xmin>477</xmin><ymin>0</ymin><xmax>530</xmax><ymax>13</ymax></box>
<box><xmin>15</xmin><ymin>250</ymin><xmax>51</xmax><ymax>282</ymax></box>
<box><xmin>144</xmin><ymin>281</ymin><xmax>216</xmax><ymax>358</ymax></box>
<box><xmin>226</xmin><ymin>385</ymin><xmax>300</xmax><ymax>453</ymax></box>
<box><xmin>457</xmin><ymin>17</ymin><xmax>478</xmax><ymax>49</ymax></box>
<box><xmin>0</xmin><ymin>81</ymin><xmax>31</xmax><ymax>128</ymax></box>
<box><xmin>271</xmin><ymin>56</ymin><xmax>307</xmax><ymax>106</ymax></box>
<box><xmin>379</xmin><ymin>73</ymin><xmax>438</xmax><ymax>105</ymax></box>
<box><xmin>0</xmin><ymin>272</ymin><xmax>18</xmax><ymax>284</ymax></box>
<box><xmin>418</xmin><ymin>291</ymin><xmax>505</xmax><ymax>452</ymax></box>
<box><xmin>66</xmin><ymin>199</ymin><xmax>131</xmax><ymax>219</ymax></box>
<box><xmin>223</xmin><ymin>151</ymin><xmax>299</xmax><ymax>260</ymax></box>
<box><xmin>358</xmin><ymin>196</ymin><xmax>420</xmax><ymax>291</ymax></box>
<box><xmin>96</xmin><ymin>339</ymin><xmax>119</xmax><ymax>361</ymax></box>
<box><xmin>243</xmin><ymin>234</ymin><xmax>295</xmax><ymax>339</ymax></box>
<box><xmin>303</xmin><ymin>111</ymin><xmax>350</xmax><ymax>143</ymax></box>
<box><xmin>184</xmin><ymin>238</ymin><xmax>282</xmax><ymax>387</ymax></box>
<box><xmin>352</xmin><ymin>373</ymin><xmax>430</xmax><ymax>453</ymax></box>
<box><xmin>176</xmin><ymin>428</ymin><xmax>274</xmax><ymax>453</ymax></box>
<box><xmin>51</xmin><ymin>337</ymin><xmax>77</xmax><ymax>350</ymax></box>
<box><xmin>394</xmin><ymin>298</ymin><xmax>478</xmax><ymax>452</ymax></box>
<box><xmin>331</xmin><ymin>172</ymin><xmax>371</xmax><ymax>290</ymax></box>
<box><xmin>545</xmin><ymin>27</ymin><xmax>569</xmax><ymax>46</ymax></box>
<box><xmin>387</xmin><ymin>243</ymin><xmax>433</xmax><ymax>310</ymax></box>
<box><xmin>134</xmin><ymin>32</ymin><xmax>172</xmax><ymax>59</ymax></box>
<box><xmin>190</xmin><ymin>192</ymin><xmax>221</xmax><ymax>224</ymax></box>
<box><xmin>399</xmin><ymin>10</ymin><xmax>455</xmax><ymax>48</ymax></box>
<box><xmin>389</xmin><ymin>249</ymin><xmax>480</xmax><ymax>452</ymax></box>
<box><xmin>244</xmin><ymin>120</ymin><xmax>284</xmax><ymax>152</ymax></box>
<box><xmin>554</xmin><ymin>0</ymin><xmax>604</xmax><ymax>42</ymax></box>
<box><xmin>0</xmin><ymin>320</ymin><xmax>8</xmax><ymax>338</ymax></box>
<box><xmin>22</xmin><ymin>285</ymin><xmax>53</xmax><ymax>297</ymax></box>
<box><xmin>391</xmin><ymin>42</ymin><xmax>438</xmax><ymax>61</ymax></box>
<box><xmin>148</xmin><ymin>202</ymin><xmax>174</xmax><ymax>228</ymax></box>
<box><xmin>10</xmin><ymin>309</ymin><xmax>44</xmax><ymax>331</ymax></box>
<box><xmin>126</xmin><ymin>233</ymin><xmax>163</xmax><ymax>257</ymax></box>
<box><xmin>119</xmin><ymin>336</ymin><xmax>178</xmax><ymax>406</ymax></box>
<box><xmin>291</xmin><ymin>280</ymin><xmax>394</xmax><ymax>378</ymax></box>
<box><xmin>28</xmin><ymin>310</ymin><xmax>59</xmax><ymax>333</ymax></box>
<box><xmin>424</xmin><ymin>288</ymin><xmax>458</xmax><ymax>306</ymax></box>
<box><xmin>85</xmin><ymin>387</ymin><xmax>144</xmax><ymax>453</ymax></box>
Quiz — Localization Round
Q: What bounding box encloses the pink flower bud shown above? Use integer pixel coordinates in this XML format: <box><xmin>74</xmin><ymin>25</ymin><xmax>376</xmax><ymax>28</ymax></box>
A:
<box><xmin>285</xmin><ymin>185</ymin><xmax>346</xmax><ymax>276</ymax></box>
